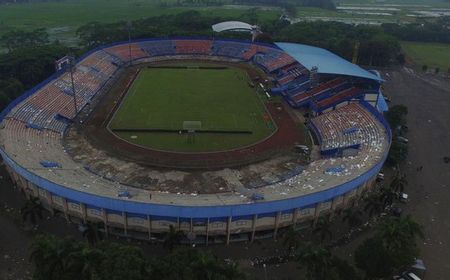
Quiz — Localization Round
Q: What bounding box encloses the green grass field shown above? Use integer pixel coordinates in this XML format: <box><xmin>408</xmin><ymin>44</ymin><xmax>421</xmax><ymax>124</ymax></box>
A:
<box><xmin>0</xmin><ymin>0</ymin><xmax>279</xmax><ymax>44</ymax></box>
<box><xmin>110</xmin><ymin>65</ymin><xmax>275</xmax><ymax>152</ymax></box>
<box><xmin>402</xmin><ymin>41</ymin><xmax>450</xmax><ymax>71</ymax></box>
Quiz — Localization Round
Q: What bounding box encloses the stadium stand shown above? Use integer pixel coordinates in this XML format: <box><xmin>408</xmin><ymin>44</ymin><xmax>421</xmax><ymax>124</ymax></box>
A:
<box><xmin>140</xmin><ymin>40</ymin><xmax>176</xmax><ymax>56</ymax></box>
<box><xmin>0</xmin><ymin>38</ymin><xmax>390</xmax><ymax>243</ymax></box>
<box><xmin>175</xmin><ymin>40</ymin><xmax>212</xmax><ymax>55</ymax></box>
<box><xmin>211</xmin><ymin>40</ymin><xmax>251</xmax><ymax>59</ymax></box>
<box><xmin>105</xmin><ymin>43</ymin><xmax>148</xmax><ymax>63</ymax></box>
<box><xmin>242</xmin><ymin>44</ymin><xmax>268</xmax><ymax>60</ymax></box>
<box><xmin>254</xmin><ymin>50</ymin><xmax>297</xmax><ymax>72</ymax></box>
<box><xmin>310</xmin><ymin>103</ymin><xmax>384</xmax><ymax>154</ymax></box>
<box><xmin>315</xmin><ymin>87</ymin><xmax>363</xmax><ymax>111</ymax></box>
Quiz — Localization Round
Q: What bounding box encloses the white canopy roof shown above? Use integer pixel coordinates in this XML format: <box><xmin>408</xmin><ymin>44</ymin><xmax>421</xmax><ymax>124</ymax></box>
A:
<box><xmin>212</xmin><ymin>21</ymin><xmax>254</xmax><ymax>33</ymax></box>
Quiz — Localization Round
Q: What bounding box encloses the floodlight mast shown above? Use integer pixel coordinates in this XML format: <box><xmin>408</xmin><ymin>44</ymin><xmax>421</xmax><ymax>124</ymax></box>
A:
<box><xmin>251</xmin><ymin>26</ymin><xmax>262</xmax><ymax>42</ymax></box>
<box><xmin>127</xmin><ymin>21</ymin><xmax>132</xmax><ymax>66</ymax></box>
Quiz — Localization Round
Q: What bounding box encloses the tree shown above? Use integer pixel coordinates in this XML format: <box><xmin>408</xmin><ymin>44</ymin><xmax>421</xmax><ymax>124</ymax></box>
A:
<box><xmin>387</xmin><ymin>140</ymin><xmax>409</xmax><ymax>166</ymax></box>
<box><xmin>379</xmin><ymin>185</ymin><xmax>397</xmax><ymax>207</ymax></box>
<box><xmin>377</xmin><ymin>216</ymin><xmax>424</xmax><ymax>252</ymax></box>
<box><xmin>296</xmin><ymin>242</ymin><xmax>335</xmax><ymax>280</ymax></box>
<box><xmin>95</xmin><ymin>242</ymin><xmax>149</xmax><ymax>280</ymax></box>
<box><xmin>313</xmin><ymin>216</ymin><xmax>333</xmax><ymax>243</ymax></box>
<box><xmin>356</xmin><ymin>216</ymin><xmax>424</xmax><ymax>279</ymax></box>
<box><xmin>0</xmin><ymin>43</ymin><xmax>69</xmax><ymax>88</ymax></box>
<box><xmin>31</xmin><ymin>234</ymin><xmax>151</xmax><ymax>280</ymax></box>
<box><xmin>1</xmin><ymin>28</ymin><xmax>49</xmax><ymax>52</ymax></box>
<box><xmin>163</xmin><ymin>225</ymin><xmax>184</xmax><ymax>251</ymax></box>
<box><xmin>390</xmin><ymin>172</ymin><xmax>407</xmax><ymax>193</ymax></box>
<box><xmin>21</xmin><ymin>197</ymin><xmax>45</xmax><ymax>228</ymax></box>
<box><xmin>342</xmin><ymin>208</ymin><xmax>363</xmax><ymax>228</ymax></box>
<box><xmin>81</xmin><ymin>221</ymin><xmax>102</xmax><ymax>247</ymax></box>
<box><xmin>296</xmin><ymin>242</ymin><xmax>359</xmax><ymax>280</ymax></box>
<box><xmin>282</xmin><ymin>227</ymin><xmax>304</xmax><ymax>251</ymax></box>
<box><xmin>384</xmin><ymin>104</ymin><xmax>408</xmax><ymax>130</ymax></box>
<box><xmin>355</xmin><ymin>237</ymin><xmax>394</xmax><ymax>279</ymax></box>
<box><xmin>67</xmin><ymin>246</ymin><xmax>104</xmax><ymax>280</ymax></box>
<box><xmin>30</xmin><ymin>235</ymin><xmax>83</xmax><ymax>280</ymax></box>
<box><xmin>151</xmin><ymin>248</ymin><xmax>246</xmax><ymax>280</ymax></box>
<box><xmin>364</xmin><ymin>194</ymin><xmax>384</xmax><ymax>217</ymax></box>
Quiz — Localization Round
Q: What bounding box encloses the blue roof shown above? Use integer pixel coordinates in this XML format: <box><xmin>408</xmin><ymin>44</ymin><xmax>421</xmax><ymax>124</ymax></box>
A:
<box><xmin>275</xmin><ymin>42</ymin><xmax>383</xmax><ymax>82</ymax></box>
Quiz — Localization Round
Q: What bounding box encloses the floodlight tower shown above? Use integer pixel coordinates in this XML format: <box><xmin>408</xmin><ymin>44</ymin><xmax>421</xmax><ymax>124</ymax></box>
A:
<box><xmin>251</xmin><ymin>25</ymin><xmax>262</xmax><ymax>42</ymax></box>
<box><xmin>54</xmin><ymin>55</ymin><xmax>77</xmax><ymax>115</ymax></box>
<box><xmin>126</xmin><ymin>21</ymin><xmax>133</xmax><ymax>66</ymax></box>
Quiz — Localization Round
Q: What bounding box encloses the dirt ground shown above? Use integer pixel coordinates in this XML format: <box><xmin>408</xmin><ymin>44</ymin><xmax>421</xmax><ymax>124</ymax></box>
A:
<box><xmin>1</xmin><ymin>67</ymin><xmax>450</xmax><ymax>280</ymax></box>
<box><xmin>382</xmin><ymin>67</ymin><xmax>450</xmax><ymax>279</ymax></box>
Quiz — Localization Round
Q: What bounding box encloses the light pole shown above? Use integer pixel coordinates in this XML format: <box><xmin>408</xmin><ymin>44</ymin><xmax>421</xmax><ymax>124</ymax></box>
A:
<box><xmin>127</xmin><ymin>21</ymin><xmax>132</xmax><ymax>67</ymax></box>
<box><xmin>263</xmin><ymin>263</ymin><xmax>268</xmax><ymax>280</ymax></box>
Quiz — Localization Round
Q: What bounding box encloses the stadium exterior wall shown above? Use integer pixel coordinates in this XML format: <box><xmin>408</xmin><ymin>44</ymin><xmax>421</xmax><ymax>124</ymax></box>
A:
<box><xmin>0</xmin><ymin>39</ymin><xmax>391</xmax><ymax>244</ymax></box>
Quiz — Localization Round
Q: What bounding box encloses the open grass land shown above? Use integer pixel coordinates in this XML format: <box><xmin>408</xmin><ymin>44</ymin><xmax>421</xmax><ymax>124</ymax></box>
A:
<box><xmin>401</xmin><ymin>41</ymin><xmax>450</xmax><ymax>71</ymax></box>
<box><xmin>0</xmin><ymin>0</ymin><xmax>280</xmax><ymax>45</ymax></box>
<box><xmin>110</xmin><ymin>64</ymin><xmax>275</xmax><ymax>152</ymax></box>
<box><xmin>294</xmin><ymin>1</ymin><xmax>450</xmax><ymax>25</ymax></box>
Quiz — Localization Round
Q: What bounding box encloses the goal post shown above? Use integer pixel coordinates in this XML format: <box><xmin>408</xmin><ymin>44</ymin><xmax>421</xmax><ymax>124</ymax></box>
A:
<box><xmin>183</xmin><ymin>121</ymin><xmax>202</xmax><ymax>143</ymax></box>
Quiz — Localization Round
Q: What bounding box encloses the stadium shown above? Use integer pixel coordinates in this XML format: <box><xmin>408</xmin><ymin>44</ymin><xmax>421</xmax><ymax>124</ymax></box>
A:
<box><xmin>0</xmin><ymin>23</ymin><xmax>391</xmax><ymax>244</ymax></box>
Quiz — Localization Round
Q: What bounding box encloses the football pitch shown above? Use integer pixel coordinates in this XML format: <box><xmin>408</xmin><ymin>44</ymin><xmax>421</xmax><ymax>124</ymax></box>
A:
<box><xmin>109</xmin><ymin>65</ymin><xmax>275</xmax><ymax>152</ymax></box>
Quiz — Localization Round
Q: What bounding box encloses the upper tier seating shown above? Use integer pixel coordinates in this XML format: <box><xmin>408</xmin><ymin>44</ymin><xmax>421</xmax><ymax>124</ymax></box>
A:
<box><xmin>310</xmin><ymin>103</ymin><xmax>384</xmax><ymax>153</ymax></box>
<box><xmin>105</xmin><ymin>43</ymin><xmax>149</xmax><ymax>62</ymax></box>
<box><xmin>140</xmin><ymin>40</ymin><xmax>176</xmax><ymax>56</ymax></box>
<box><xmin>291</xmin><ymin>78</ymin><xmax>348</xmax><ymax>105</ymax></box>
<box><xmin>316</xmin><ymin>87</ymin><xmax>363</xmax><ymax>110</ymax></box>
<box><xmin>175</xmin><ymin>40</ymin><xmax>212</xmax><ymax>55</ymax></box>
<box><xmin>254</xmin><ymin>51</ymin><xmax>297</xmax><ymax>72</ymax></box>
<box><xmin>211</xmin><ymin>41</ymin><xmax>251</xmax><ymax>59</ymax></box>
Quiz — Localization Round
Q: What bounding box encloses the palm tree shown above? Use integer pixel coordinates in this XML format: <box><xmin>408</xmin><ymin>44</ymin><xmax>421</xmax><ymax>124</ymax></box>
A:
<box><xmin>163</xmin><ymin>225</ymin><xmax>184</xmax><ymax>251</ymax></box>
<box><xmin>282</xmin><ymin>227</ymin><xmax>305</xmax><ymax>252</ymax></box>
<box><xmin>81</xmin><ymin>221</ymin><xmax>102</xmax><ymax>247</ymax></box>
<box><xmin>67</xmin><ymin>246</ymin><xmax>103</xmax><ymax>280</ymax></box>
<box><xmin>377</xmin><ymin>215</ymin><xmax>424</xmax><ymax>251</ymax></box>
<box><xmin>313</xmin><ymin>216</ymin><xmax>333</xmax><ymax>243</ymax></box>
<box><xmin>21</xmin><ymin>197</ymin><xmax>44</xmax><ymax>228</ymax></box>
<box><xmin>380</xmin><ymin>186</ymin><xmax>397</xmax><ymax>207</ymax></box>
<box><xmin>192</xmin><ymin>251</ymin><xmax>223</xmax><ymax>280</ymax></box>
<box><xmin>390</xmin><ymin>173</ymin><xmax>407</xmax><ymax>193</ymax></box>
<box><xmin>342</xmin><ymin>208</ymin><xmax>363</xmax><ymax>228</ymax></box>
<box><xmin>296</xmin><ymin>242</ymin><xmax>335</xmax><ymax>280</ymax></box>
<box><xmin>364</xmin><ymin>194</ymin><xmax>384</xmax><ymax>217</ymax></box>
<box><xmin>30</xmin><ymin>235</ymin><xmax>82</xmax><ymax>280</ymax></box>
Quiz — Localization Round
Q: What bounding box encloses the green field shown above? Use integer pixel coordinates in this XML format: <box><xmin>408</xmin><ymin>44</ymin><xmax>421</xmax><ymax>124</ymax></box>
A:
<box><xmin>402</xmin><ymin>41</ymin><xmax>450</xmax><ymax>71</ymax></box>
<box><xmin>0</xmin><ymin>0</ymin><xmax>279</xmax><ymax>45</ymax></box>
<box><xmin>110</xmin><ymin>65</ymin><xmax>275</xmax><ymax>152</ymax></box>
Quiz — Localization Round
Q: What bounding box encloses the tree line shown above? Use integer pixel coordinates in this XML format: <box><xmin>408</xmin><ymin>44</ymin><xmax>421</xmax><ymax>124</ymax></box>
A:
<box><xmin>382</xmin><ymin>17</ymin><xmax>450</xmax><ymax>44</ymax></box>
<box><xmin>30</xmin><ymin>234</ymin><xmax>246</xmax><ymax>280</ymax></box>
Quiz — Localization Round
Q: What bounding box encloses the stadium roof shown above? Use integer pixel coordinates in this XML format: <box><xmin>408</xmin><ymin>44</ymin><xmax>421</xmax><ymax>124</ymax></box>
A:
<box><xmin>275</xmin><ymin>42</ymin><xmax>383</xmax><ymax>82</ymax></box>
<box><xmin>212</xmin><ymin>21</ymin><xmax>254</xmax><ymax>32</ymax></box>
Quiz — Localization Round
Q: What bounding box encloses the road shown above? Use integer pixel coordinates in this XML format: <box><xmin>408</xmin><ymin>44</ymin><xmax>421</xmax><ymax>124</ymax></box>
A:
<box><xmin>382</xmin><ymin>68</ymin><xmax>450</xmax><ymax>279</ymax></box>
